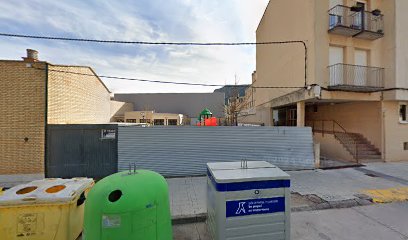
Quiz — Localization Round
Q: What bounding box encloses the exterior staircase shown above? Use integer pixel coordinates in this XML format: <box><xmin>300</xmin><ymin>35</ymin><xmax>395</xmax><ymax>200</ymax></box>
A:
<box><xmin>334</xmin><ymin>132</ymin><xmax>382</xmax><ymax>162</ymax></box>
<box><xmin>306</xmin><ymin>120</ymin><xmax>382</xmax><ymax>163</ymax></box>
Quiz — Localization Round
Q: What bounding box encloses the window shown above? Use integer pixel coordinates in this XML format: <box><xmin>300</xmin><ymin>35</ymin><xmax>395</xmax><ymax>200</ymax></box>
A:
<box><xmin>400</xmin><ymin>104</ymin><xmax>407</xmax><ymax>122</ymax></box>
<box><xmin>404</xmin><ymin>142</ymin><xmax>408</xmax><ymax>151</ymax></box>
<box><xmin>140</xmin><ymin>119</ymin><xmax>151</xmax><ymax>124</ymax></box>
<box><xmin>126</xmin><ymin>119</ymin><xmax>136</xmax><ymax>123</ymax></box>
<box><xmin>154</xmin><ymin>119</ymin><xmax>164</xmax><ymax>125</ymax></box>
<box><xmin>168</xmin><ymin>119</ymin><xmax>178</xmax><ymax>125</ymax></box>
<box><xmin>329</xmin><ymin>46</ymin><xmax>344</xmax><ymax>66</ymax></box>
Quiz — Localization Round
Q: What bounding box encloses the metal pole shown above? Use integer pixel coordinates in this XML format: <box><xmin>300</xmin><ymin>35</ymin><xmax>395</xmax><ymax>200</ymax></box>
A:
<box><xmin>312</xmin><ymin>120</ymin><xmax>315</xmax><ymax>135</ymax></box>
<box><xmin>322</xmin><ymin>121</ymin><xmax>324</xmax><ymax>137</ymax></box>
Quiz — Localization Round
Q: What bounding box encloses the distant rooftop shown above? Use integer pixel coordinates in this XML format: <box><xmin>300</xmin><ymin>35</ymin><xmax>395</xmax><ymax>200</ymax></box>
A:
<box><xmin>114</xmin><ymin>92</ymin><xmax>225</xmax><ymax>118</ymax></box>
<box><xmin>213</xmin><ymin>85</ymin><xmax>250</xmax><ymax>104</ymax></box>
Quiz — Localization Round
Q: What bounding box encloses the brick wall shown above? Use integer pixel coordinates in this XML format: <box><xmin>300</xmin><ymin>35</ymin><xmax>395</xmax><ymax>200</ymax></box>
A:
<box><xmin>0</xmin><ymin>61</ymin><xmax>46</xmax><ymax>174</ymax></box>
<box><xmin>0</xmin><ymin>62</ymin><xmax>112</xmax><ymax>176</ymax></box>
<box><xmin>47</xmin><ymin>65</ymin><xmax>111</xmax><ymax>124</ymax></box>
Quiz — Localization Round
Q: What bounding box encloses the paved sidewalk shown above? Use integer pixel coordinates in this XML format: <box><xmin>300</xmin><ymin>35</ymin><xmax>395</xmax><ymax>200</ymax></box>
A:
<box><xmin>168</xmin><ymin>177</ymin><xmax>207</xmax><ymax>221</ymax></box>
<box><xmin>173</xmin><ymin>202</ymin><xmax>408</xmax><ymax>240</ymax></box>
<box><xmin>167</xmin><ymin>162</ymin><xmax>408</xmax><ymax>220</ymax></box>
<box><xmin>290</xmin><ymin>167</ymin><xmax>406</xmax><ymax>202</ymax></box>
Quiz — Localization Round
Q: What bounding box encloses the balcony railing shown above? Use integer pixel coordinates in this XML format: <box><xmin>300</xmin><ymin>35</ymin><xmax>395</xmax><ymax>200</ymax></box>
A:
<box><xmin>329</xmin><ymin>5</ymin><xmax>384</xmax><ymax>40</ymax></box>
<box><xmin>328</xmin><ymin>63</ymin><xmax>384</xmax><ymax>92</ymax></box>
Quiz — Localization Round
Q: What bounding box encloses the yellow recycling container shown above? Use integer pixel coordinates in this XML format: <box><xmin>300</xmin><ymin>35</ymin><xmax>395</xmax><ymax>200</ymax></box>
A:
<box><xmin>0</xmin><ymin>178</ymin><xmax>94</xmax><ymax>240</ymax></box>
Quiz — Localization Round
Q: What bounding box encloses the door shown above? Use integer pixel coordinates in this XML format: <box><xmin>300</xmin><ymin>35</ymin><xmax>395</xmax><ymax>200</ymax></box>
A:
<box><xmin>353</xmin><ymin>1</ymin><xmax>367</xmax><ymax>29</ymax></box>
<box><xmin>286</xmin><ymin>108</ymin><xmax>297</xmax><ymax>126</ymax></box>
<box><xmin>329</xmin><ymin>46</ymin><xmax>344</xmax><ymax>85</ymax></box>
<box><xmin>329</xmin><ymin>0</ymin><xmax>344</xmax><ymax>28</ymax></box>
<box><xmin>354</xmin><ymin>49</ymin><xmax>368</xmax><ymax>86</ymax></box>
<box><xmin>46</xmin><ymin>125</ymin><xmax>118</xmax><ymax>179</ymax></box>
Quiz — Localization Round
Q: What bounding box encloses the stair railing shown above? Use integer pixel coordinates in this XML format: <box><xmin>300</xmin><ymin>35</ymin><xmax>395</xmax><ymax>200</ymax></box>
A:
<box><xmin>306</xmin><ymin>119</ymin><xmax>359</xmax><ymax>163</ymax></box>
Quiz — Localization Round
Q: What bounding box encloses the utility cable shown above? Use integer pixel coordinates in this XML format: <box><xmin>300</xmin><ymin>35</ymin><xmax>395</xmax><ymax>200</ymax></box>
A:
<box><xmin>32</xmin><ymin>66</ymin><xmax>305</xmax><ymax>89</ymax></box>
<box><xmin>0</xmin><ymin>32</ymin><xmax>303</xmax><ymax>46</ymax></box>
<box><xmin>0</xmin><ymin>32</ymin><xmax>308</xmax><ymax>86</ymax></box>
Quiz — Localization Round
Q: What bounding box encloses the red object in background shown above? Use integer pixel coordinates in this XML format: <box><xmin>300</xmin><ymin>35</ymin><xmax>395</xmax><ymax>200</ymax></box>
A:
<box><xmin>204</xmin><ymin>117</ymin><xmax>218</xmax><ymax>126</ymax></box>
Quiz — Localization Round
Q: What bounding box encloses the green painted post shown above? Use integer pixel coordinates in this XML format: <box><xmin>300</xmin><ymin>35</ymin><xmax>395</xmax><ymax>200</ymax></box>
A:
<box><xmin>83</xmin><ymin>170</ymin><xmax>172</xmax><ymax>240</ymax></box>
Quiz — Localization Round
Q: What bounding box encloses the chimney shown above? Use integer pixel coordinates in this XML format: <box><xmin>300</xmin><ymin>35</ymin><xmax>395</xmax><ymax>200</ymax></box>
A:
<box><xmin>22</xmin><ymin>49</ymin><xmax>39</xmax><ymax>62</ymax></box>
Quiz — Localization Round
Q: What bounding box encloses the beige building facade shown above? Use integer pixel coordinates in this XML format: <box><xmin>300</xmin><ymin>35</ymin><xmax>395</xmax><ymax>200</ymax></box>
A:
<box><xmin>124</xmin><ymin>111</ymin><xmax>184</xmax><ymax>125</ymax></box>
<box><xmin>110</xmin><ymin>101</ymin><xmax>134</xmax><ymax>122</ymax></box>
<box><xmin>0</xmin><ymin>50</ymin><xmax>115</xmax><ymax>179</ymax></box>
<box><xmin>249</xmin><ymin>0</ymin><xmax>408</xmax><ymax>162</ymax></box>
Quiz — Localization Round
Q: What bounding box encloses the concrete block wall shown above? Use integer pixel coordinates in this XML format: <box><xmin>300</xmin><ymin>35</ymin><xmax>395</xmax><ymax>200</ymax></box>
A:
<box><xmin>110</xmin><ymin>100</ymin><xmax>134</xmax><ymax>122</ymax></box>
<box><xmin>0</xmin><ymin>61</ymin><xmax>46</xmax><ymax>175</ymax></box>
<box><xmin>47</xmin><ymin>65</ymin><xmax>111</xmax><ymax>124</ymax></box>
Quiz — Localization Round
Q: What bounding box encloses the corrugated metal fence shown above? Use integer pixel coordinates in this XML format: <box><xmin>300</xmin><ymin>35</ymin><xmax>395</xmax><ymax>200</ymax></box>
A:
<box><xmin>118</xmin><ymin>126</ymin><xmax>315</xmax><ymax>176</ymax></box>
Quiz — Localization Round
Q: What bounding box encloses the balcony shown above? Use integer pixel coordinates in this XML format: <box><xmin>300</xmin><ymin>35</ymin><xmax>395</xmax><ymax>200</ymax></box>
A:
<box><xmin>329</xmin><ymin>5</ymin><xmax>384</xmax><ymax>40</ymax></box>
<box><xmin>328</xmin><ymin>63</ymin><xmax>384</xmax><ymax>92</ymax></box>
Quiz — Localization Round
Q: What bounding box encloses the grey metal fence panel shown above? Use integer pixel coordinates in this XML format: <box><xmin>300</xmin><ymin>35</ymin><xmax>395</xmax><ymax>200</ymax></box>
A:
<box><xmin>118</xmin><ymin>126</ymin><xmax>315</xmax><ymax>177</ymax></box>
<box><xmin>46</xmin><ymin>124</ymin><xmax>118</xmax><ymax>179</ymax></box>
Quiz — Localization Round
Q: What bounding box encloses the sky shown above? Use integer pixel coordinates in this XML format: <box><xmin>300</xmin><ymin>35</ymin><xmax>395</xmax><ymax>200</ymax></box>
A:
<box><xmin>0</xmin><ymin>0</ymin><xmax>269</xmax><ymax>93</ymax></box>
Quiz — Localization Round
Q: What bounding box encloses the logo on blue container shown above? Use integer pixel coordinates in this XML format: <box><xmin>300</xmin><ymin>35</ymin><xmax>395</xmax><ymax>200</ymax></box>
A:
<box><xmin>226</xmin><ymin>197</ymin><xmax>285</xmax><ymax>218</ymax></box>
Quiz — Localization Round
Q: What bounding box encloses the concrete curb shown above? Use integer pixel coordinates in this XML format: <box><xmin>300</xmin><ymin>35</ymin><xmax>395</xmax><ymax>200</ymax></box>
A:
<box><xmin>171</xmin><ymin>198</ymin><xmax>374</xmax><ymax>225</ymax></box>
<box><xmin>172</xmin><ymin>213</ymin><xmax>207</xmax><ymax>225</ymax></box>
<box><xmin>292</xmin><ymin>198</ymin><xmax>372</xmax><ymax>212</ymax></box>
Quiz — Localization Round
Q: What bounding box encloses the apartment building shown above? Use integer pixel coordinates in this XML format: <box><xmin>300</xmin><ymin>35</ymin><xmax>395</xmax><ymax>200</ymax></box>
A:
<box><xmin>0</xmin><ymin>49</ymin><xmax>114</xmax><ymax>181</ymax></box>
<box><xmin>238</xmin><ymin>72</ymin><xmax>258</xmax><ymax>125</ymax></box>
<box><xmin>214</xmin><ymin>85</ymin><xmax>250</xmax><ymax>125</ymax></box>
<box><xmin>252</xmin><ymin>0</ymin><xmax>408</xmax><ymax>162</ymax></box>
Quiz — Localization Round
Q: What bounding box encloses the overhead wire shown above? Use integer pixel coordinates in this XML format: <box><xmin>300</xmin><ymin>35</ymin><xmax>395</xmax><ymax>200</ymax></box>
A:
<box><xmin>0</xmin><ymin>32</ymin><xmax>308</xmax><ymax>87</ymax></box>
<box><xmin>0</xmin><ymin>32</ymin><xmax>305</xmax><ymax>46</ymax></box>
<box><xmin>32</xmin><ymin>66</ymin><xmax>305</xmax><ymax>89</ymax></box>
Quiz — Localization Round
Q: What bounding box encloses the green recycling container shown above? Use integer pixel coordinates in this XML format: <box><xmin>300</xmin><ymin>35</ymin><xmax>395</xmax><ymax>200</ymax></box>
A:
<box><xmin>83</xmin><ymin>170</ymin><xmax>172</xmax><ymax>240</ymax></box>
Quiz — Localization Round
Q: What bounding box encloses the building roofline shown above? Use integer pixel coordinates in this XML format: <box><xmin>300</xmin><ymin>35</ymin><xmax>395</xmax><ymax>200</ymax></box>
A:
<box><xmin>0</xmin><ymin>59</ymin><xmax>111</xmax><ymax>93</ymax></box>
<box><xmin>0</xmin><ymin>59</ymin><xmax>48</xmax><ymax>64</ymax></box>
<box><xmin>114</xmin><ymin>92</ymin><xmax>224</xmax><ymax>95</ymax></box>
<box><xmin>219</xmin><ymin>84</ymin><xmax>251</xmax><ymax>87</ymax></box>
<box><xmin>256</xmin><ymin>0</ymin><xmax>272</xmax><ymax>33</ymax></box>
<box><xmin>48</xmin><ymin>63</ymin><xmax>111</xmax><ymax>93</ymax></box>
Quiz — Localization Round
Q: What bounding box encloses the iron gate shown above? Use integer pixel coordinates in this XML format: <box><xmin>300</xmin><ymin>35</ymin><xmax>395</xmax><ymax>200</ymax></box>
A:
<box><xmin>46</xmin><ymin>124</ymin><xmax>118</xmax><ymax>179</ymax></box>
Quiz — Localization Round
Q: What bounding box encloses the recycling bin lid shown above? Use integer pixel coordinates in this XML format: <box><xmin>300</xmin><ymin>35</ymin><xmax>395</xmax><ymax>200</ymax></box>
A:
<box><xmin>207</xmin><ymin>161</ymin><xmax>289</xmax><ymax>184</ymax></box>
<box><xmin>207</xmin><ymin>161</ymin><xmax>276</xmax><ymax>171</ymax></box>
<box><xmin>0</xmin><ymin>178</ymin><xmax>94</xmax><ymax>205</ymax></box>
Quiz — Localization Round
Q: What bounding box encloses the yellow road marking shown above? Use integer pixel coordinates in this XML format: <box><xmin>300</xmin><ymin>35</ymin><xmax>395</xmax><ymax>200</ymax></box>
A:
<box><xmin>363</xmin><ymin>187</ymin><xmax>408</xmax><ymax>203</ymax></box>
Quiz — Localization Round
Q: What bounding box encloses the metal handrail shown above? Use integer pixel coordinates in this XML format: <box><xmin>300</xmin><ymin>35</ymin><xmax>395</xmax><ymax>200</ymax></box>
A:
<box><xmin>306</xmin><ymin>119</ymin><xmax>359</xmax><ymax>163</ymax></box>
<box><xmin>306</xmin><ymin>119</ymin><xmax>347</xmax><ymax>134</ymax></box>
<box><xmin>328</xmin><ymin>63</ymin><xmax>384</xmax><ymax>88</ymax></box>
<box><xmin>328</xmin><ymin>5</ymin><xmax>384</xmax><ymax>33</ymax></box>
<box><xmin>328</xmin><ymin>63</ymin><xmax>383</xmax><ymax>69</ymax></box>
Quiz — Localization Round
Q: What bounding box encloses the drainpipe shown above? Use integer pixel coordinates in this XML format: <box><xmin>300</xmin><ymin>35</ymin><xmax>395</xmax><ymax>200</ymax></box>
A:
<box><xmin>44</xmin><ymin>63</ymin><xmax>49</xmax><ymax>177</ymax></box>
<box><xmin>380</xmin><ymin>92</ymin><xmax>386</xmax><ymax>162</ymax></box>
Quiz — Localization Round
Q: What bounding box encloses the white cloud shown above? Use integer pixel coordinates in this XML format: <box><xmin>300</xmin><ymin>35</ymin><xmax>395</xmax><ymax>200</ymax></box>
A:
<box><xmin>0</xmin><ymin>0</ymin><xmax>270</xmax><ymax>93</ymax></box>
